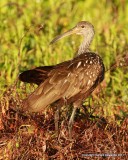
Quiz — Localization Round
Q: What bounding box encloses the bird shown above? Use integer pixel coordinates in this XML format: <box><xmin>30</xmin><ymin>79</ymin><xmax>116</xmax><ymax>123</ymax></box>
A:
<box><xmin>19</xmin><ymin>21</ymin><xmax>105</xmax><ymax>138</ymax></box>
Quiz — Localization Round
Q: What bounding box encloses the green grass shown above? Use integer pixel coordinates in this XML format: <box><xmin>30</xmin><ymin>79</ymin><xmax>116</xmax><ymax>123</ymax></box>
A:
<box><xmin>0</xmin><ymin>0</ymin><xmax>128</xmax><ymax>159</ymax></box>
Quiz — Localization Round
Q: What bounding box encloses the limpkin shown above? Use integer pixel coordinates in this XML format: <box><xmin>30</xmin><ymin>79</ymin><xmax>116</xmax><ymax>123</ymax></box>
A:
<box><xmin>19</xmin><ymin>21</ymin><xmax>105</xmax><ymax>138</ymax></box>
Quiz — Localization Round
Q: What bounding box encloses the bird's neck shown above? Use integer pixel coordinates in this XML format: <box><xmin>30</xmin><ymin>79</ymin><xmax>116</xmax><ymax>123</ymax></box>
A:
<box><xmin>78</xmin><ymin>32</ymin><xmax>94</xmax><ymax>55</ymax></box>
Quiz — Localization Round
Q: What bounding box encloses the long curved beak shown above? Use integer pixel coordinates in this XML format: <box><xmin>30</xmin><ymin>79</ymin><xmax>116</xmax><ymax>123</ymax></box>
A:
<box><xmin>50</xmin><ymin>26</ymin><xmax>78</xmax><ymax>45</ymax></box>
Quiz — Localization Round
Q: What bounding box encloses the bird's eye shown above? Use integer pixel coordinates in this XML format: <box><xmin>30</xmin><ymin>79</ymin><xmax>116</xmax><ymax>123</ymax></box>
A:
<box><xmin>81</xmin><ymin>25</ymin><xmax>85</xmax><ymax>28</ymax></box>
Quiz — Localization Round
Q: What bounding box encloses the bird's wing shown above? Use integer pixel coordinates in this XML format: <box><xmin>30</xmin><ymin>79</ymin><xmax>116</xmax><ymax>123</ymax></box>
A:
<box><xmin>19</xmin><ymin>66</ymin><xmax>54</xmax><ymax>85</ymax></box>
<box><xmin>19</xmin><ymin>60</ymin><xmax>72</xmax><ymax>85</ymax></box>
<box><xmin>23</xmin><ymin>58</ymin><xmax>102</xmax><ymax>112</ymax></box>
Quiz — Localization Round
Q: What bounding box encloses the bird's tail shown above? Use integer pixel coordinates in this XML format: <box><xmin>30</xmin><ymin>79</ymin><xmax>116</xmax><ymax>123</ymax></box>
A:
<box><xmin>19</xmin><ymin>66</ymin><xmax>54</xmax><ymax>85</ymax></box>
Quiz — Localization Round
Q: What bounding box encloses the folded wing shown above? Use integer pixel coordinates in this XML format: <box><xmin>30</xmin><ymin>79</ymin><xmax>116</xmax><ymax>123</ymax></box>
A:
<box><xmin>22</xmin><ymin>54</ymin><xmax>103</xmax><ymax>112</ymax></box>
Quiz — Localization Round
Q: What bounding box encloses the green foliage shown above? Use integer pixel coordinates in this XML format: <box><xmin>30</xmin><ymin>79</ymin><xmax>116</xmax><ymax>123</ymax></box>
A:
<box><xmin>0</xmin><ymin>0</ymin><xmax>128</xmax><ymax>118</ymax></box>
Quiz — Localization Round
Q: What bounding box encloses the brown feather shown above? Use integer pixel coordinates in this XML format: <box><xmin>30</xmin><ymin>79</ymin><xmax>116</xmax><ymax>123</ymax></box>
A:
<box><xmin>21</xmin><ymin>52</ymin><xmax>104</xmax><ymax>112</ymax></box>
<box><xmin>19</xmin><ymin>66</ymin><xmax>54</xmax><ymax>85</ymax></box>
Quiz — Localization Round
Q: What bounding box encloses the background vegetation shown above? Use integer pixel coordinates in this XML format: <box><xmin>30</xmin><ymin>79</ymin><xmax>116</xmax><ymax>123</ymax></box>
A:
<box><xmin>0</xmin><ymin>0</ymin><xmax>128</xmax><ymax>159</ymax></box>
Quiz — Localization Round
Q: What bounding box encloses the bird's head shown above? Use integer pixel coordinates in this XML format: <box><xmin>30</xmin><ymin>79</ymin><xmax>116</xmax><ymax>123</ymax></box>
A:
<box><xmin>50</xmin><ymin>21</ymin><xmax>94</xmax><ymax>44</ymax></box>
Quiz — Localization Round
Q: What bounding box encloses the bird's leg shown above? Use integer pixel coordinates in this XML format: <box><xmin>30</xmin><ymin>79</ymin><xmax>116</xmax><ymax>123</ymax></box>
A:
<box><xmin>68</xmin><ymin>100</ymin><xmax>82</xmax><ymax>139</ymax></box>
<box><xmin>68</xmin><ymin>106</ymin><xmax>77</xmax><ymax>139</ymax></box>
<box><xmin>54</xmin><ymin>98</ymin><xmax>67</xmax><ymax>137</ymax></box>
<box><xmin>54</xmin><ymin>107</ymin><xmax>60</xmax><ymax>136</ymax></box>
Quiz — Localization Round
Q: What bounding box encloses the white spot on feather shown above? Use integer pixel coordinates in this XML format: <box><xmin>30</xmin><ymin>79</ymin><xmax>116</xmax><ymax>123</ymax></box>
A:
<box><xmin>87</xmin><ymin>79</ymin><xmax>91</xmax><ymax>85</ymax></box>
<box><xmin>76</xmin><ymin>61</ymin><xmax>82</xmax><ymax>68</ymax></box>
<box><xmin>67</xmin><ymin>72</ymin><xmax>71</xmax><ymax>77</ymax></box>
<box><xmin>63</xmin><ymin>79</ymin><xmax>68</xmax><ymax>84</ymax></box>
<box><xmin>86</xmin><ymin>71</ymin><xmax>89</xmax><ymax>75</ymax></box>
